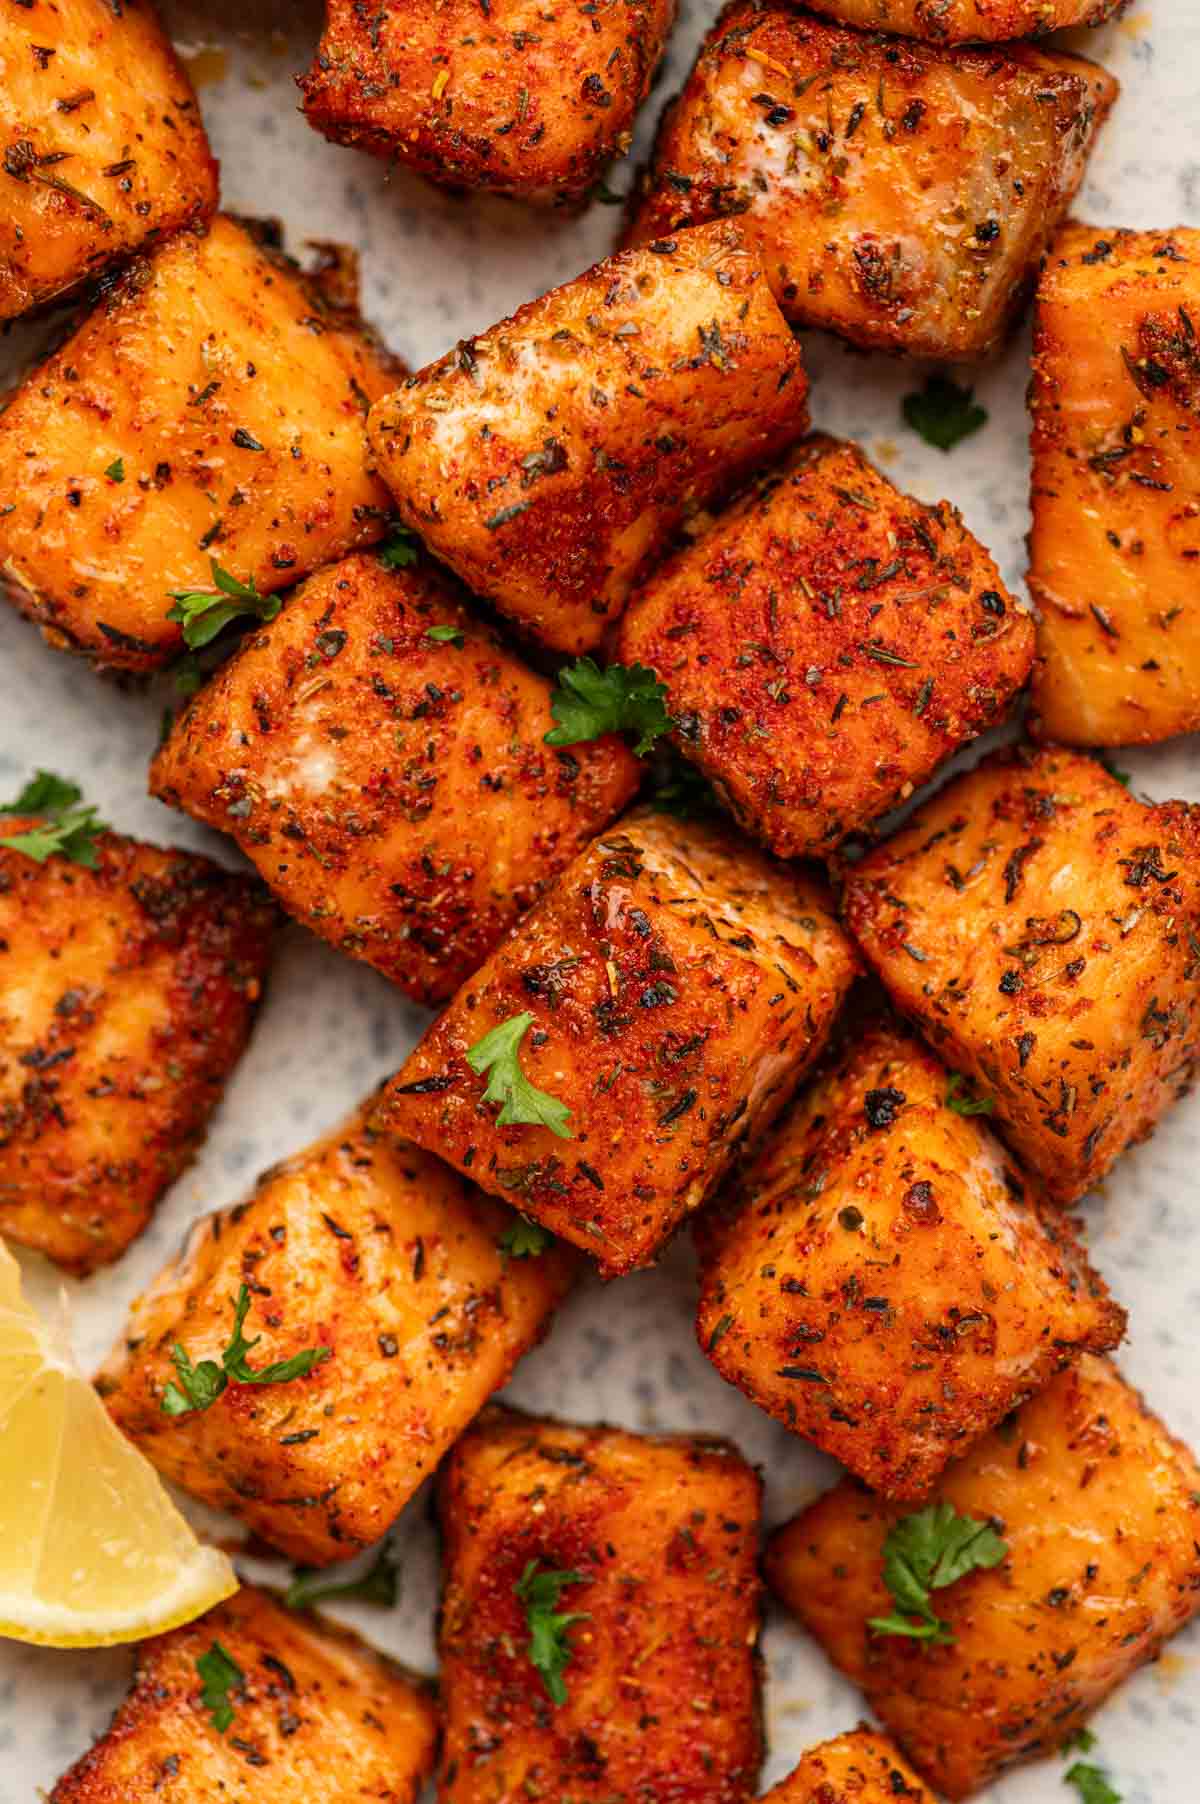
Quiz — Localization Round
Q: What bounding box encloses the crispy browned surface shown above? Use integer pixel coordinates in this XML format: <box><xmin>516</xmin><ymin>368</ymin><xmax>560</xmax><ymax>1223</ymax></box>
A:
<box><xmin>150</xmin><ymin>553</ymin><xmax>641</xmax><ymax>1006</ymax></box>
<box><xmin>624</xmin><ymin>7</ymin><xmax>1117</xmax><ymax>359</ymax></box>
<box><xmin>366</xmin><ymin>221</ymin><xmax>808</xmax><ymax>655</ymax></box>
<box><xmin>0</xmin><ymin>829</ymin><xmax>274</xmax><ymax>1274</ymax></box>
<box><xmin>1029</xmin><ymin>223</ymin><xmax>1200</xmax><ymax>747</ymax></box>
<box><xmin>49</xmin><ymin>1584</ymin><xmax>437</xmax><ymax>1803</ymax></box>
<box><xmin>619</xmin><ymin>436</ymin><xmax>1034</xmax><ymax>858</ymax></box>
<box><xmin>379</xmin><ymin>809</ymin><xmax>859</xmax><ymax>1276</ymax></box>
<box><xmin>0</xmin><ymin>215</ymin><xmax>400</xmax><ymax>671</ymax></box>
<box><xmin>98</xmin><ymin>1113</ymin><xmax>576</xmax><ymax>1565</ymax></box>
<box><xmin>438</xmin><ymin>1409</ymin><xmax>762</xmax><ymax>1804</ymax></box>
<box><xmin>697</xmin><ymin>1018</ymin><xmax>1124</xmax><ymax>1500</ymax></box>
<box><xmin>765</xmin><ymin>1730</ymin><xmax>934</xmax><ymax>1803</ymax></box>
<box><xmin>796</xmin><ymin>0</ymin><xmax>1127</xmax><ymax>39</ymax></box>
<box><xmin>300</xmin><ymin>0</ymin><xmax>675</xmax><ymax>205</ymax></box>
<box><xmin>844</xmin><ymin>746</ymin><xmax>1200</xmax><ymax>1206</ymax></box>
<box><xmin>766</xmin><ymin>1357</ymin><xmax>1200</xmax><ymax>1799</ymax></box>
<box><xmin>0</xmin><ymin>0</ymin><xmax>218</xmax><ymax>321</ymax></box>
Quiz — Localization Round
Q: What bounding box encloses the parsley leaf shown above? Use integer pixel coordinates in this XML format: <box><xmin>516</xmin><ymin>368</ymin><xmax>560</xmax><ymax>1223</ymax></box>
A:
<box><xmin>2</xmin><ymin>770</ymin><xmax>83</xmax><ymax>815</ymax></box>
<box><xmin>0</xmin><ymin>771</ymin><xmax>107</xmax><ymax>868</ymax></box>
<box><xmin>1065</xmin><ymin>1762</ymin><xmax>1122</xmax><ymax>1804</ymax></box>
<box><xmin>545</xmin><ymin>658</ymin><xmax>672</xmax><ymax>757</ymax></box>
<box><xmin>378</xmin><ymin>525</ymin><xmax>419</xmax><ymax>568</ymax></box>
<box><xmin>466</xmin><ymin>1012</ymin><xmax>574</xmax><ymax>1140</ymax></box>
<box><xmin>1064</xmin><ymin>1729</ymin><xmax>1098</xmax><ymax>1756</ymax></box>
<box><xmin>161</xmin><ymin>1283</ymin><xmax>331</xmax><ymax>1417</ymax></box>
<box><xmin>0</xmin><ymin>808</ymin><xmax>106</xmax><ymax>868</ymax></box>
<box><xmin>1101</xmin><ymin>757</ymin><xmax>1131</xmax><ymax>789</ymax></box>
<box><xmin>196</xmin><ymin>1641</ymin><xmax>243</xmax><ymax>1733</ymax></box>
<box><xmin>498</xmin><ymin>1216</ymin><xmax>553</xmax><ymax>1258</ymax></box>
<box><xmin>104</xmin><ymin>457</ymin><xmax>124</xmax><ymax>483</ymax></box>
<box><xmin>173</xmin><ymin>653</ymin><xmax>206</xmax><ymax>696</ymax></box>
<box><xmin>516</xmin><ymin>1560</ymin><xmax>590</xmax><ymax>1706</ymax></box>
<box><xmin>902</xmin><ymin>375</ymin><xmax>988</xmax><ymax>452</ymax></box>
<box><xmin>868</xmin><ymin>1500</ymin><xmax>1007</xmax><ymax>1643</ymax></box>
<box><xmin>167</xmin><ymin>559</ymin><xmax>281</xmax><ymax>649</ymax></box>
<box><xmin>646</xmin><ymin>756</ymin><xmax>719</xmax><ymax>821</ymax></box>
<box><xmin>426</xmin><ymin>624</ymin><xmax>465</xmax><ymax>648</ymax></box>
<box><xmin>285</xmin><ymin>1541</ymin><xmax>401</xmax><ymax>1613</ymax></box>
<box><xmin>944</xmin><ymin>1073</ymin><xmax>995</xmax><ymax>1116</ymax></box>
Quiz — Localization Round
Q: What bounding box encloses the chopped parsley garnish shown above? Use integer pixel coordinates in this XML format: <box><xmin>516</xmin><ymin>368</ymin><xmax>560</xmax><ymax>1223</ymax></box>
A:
<box><xmin>1065</xmin><ymin>1762</ymin><xmax>1121</xmax><ymax>1804</ymax></box>
<box><xmin>173</xmin><ymin>653</ymin><xmax>206</xmax><ymax>696</ymax></box>
<box><xmin>425</xmin><ymin>623</ymin><xmax>465</xmax><ymax>647</ymax></box>
<box><xmin>0</xmin><ymin>771</ymin><xmax>107</xmax><ymax>868</ymax></box>
<box><xmin>167</xmin><ymin>560</ymin><xmax>281</xmax><ymax>649</ymax></box>
<box><xmin>2</xmin><ymin>770</ymin><xmax>85</xmax><ymax>816</ymax></box>
<box><xmin>516</xmin><ymin>1560</ymin><xmax>590</xmax><ymax>1706</ymax></box>
<box><xmin>466</xmin><ymin>1012</ymin><xmax>574</xmax><ymax>1140</ymax></box>
<box><xmin>498</xmin><ymin>1216</ymin><xmax>553</xmax><ymax>1258</ymax></box>
<box><xmin>104</xmin><ymin>457</ymin><xmax>124</xmax><ymax>483</ymax></box>
<box><xmin>161</xmin><ymin>1283</ymin><xmax>330</xmax><ymax>1417</ymax></box>
<box><xmin>868</xmin><ymin>1501</ymin><xmax>1007</xmax><ymax>1643</ymax></box>
<box><xmin>378</xmin><ymin>525</ymin><xmax>419</xmax><ymax>568</ymax></box>
<box><xmin>196</xmin><ymin>1641</ymin><xmax>243</xmax><ymax>1733</ymax></box>
<box><xmin>902</xmin><ymin>374</ymin><xmax>988</xmax><ymax>452</ymax></box>
<box><xmin>944</xmin><ymin>1073</ymin><xmax>995</xmax><ymax>1116</ymax></box>
<box><xmin>285</xmin><ymin>1541</ymin><xmax>401</xmax><ymax>1612</ymax></box>
<box><xmin>545</xmin><ymin>658</ymin><xmax>672</xmax><ymax>757</ymax></box>
<box><xmin>646</xmin><ymin>756</ymin><xmax>719</xmax><ymax>820</ymax></box>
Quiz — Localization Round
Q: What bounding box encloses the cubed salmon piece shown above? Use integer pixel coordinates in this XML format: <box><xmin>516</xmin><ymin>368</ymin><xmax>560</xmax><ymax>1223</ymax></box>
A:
<box><xmin>1029</xmin><ymin>223</ymin><xmax>1200</xmax><ymax>746</ymax></box>
<box><xmin>0</xmin><ymin>824</ymin><xmax>274</xmax><ymax>1272</ymax></box>
<box><xmin>845</xmin><ymin>745</ymin><xmax>1200</xmax><ymax>1205</ymax></box>
<box><xmin>380</xmin><ymin>809</ymin><xmax>859</xmax><ymax>1275</ymax></box>
<box><xmin>366</xmin><ymin>221</ymin><xmax>808</xmax><ymax>654</ymax></box>
<box><xmin>0</xmin><ymin>0</ymin><xmax>217</xmax><ymax>321</ymax></box>
<box><xmin>697</xmin><ymin>1017</ymin><xmax>1124</xmax><ymax>1498</ymax></box>
<box><xmin>625</xmin><ymin>7</ymin><xmax>1117</xmax><ymax>358</ymax></box>
<box><xmin>300</xmin><ymin>0</ymin><xmax>675</xmax><ymax>206</ymax></box>
<box><xmin>50</xmin><ymin>1584</ymin><xmax>437</xmax><ymax>1803</ymax></box>
<box><xmin>438</xmin><ymin>1409</ymin><xmax>762</xmax><ymax>1804</ymax></box>
<box><xmin>98</xmin><ymin>1115</ymin><xmax>577</xmax><ymax>1565</ymax></box>
<box><xmin>620</xmin><ymin>435</ymin><xmax>1034</xmax><ymax>857</ymax></box>
<box><xmin>150</xmin><ymin>551</ymin><xmax>640</xmax><ymax>1005</ymax></box>
<box><xmin>766</xmin><ymin>1357</ymin><xmax>1200</xmax><ymax>1798</ymax></box>
<box><xmin>0</xmin><ymin>216</ymin><xmax>400</xmax><ymax>670</ymax></box>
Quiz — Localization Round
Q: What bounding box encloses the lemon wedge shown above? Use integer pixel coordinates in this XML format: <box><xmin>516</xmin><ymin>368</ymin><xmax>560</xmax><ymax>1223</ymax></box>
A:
<box><xmin>0</xmin><ymin>1238</ymin><xmax>237</xmax><ymax>1646</ymax></box>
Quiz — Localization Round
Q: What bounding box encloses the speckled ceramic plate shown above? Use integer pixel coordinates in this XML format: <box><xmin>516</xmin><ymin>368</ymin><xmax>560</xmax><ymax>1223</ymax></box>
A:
<box><xmin>0</xmin><ymin>3</ymin><xmax>1196</xmax><ymax>1800</ymax></box>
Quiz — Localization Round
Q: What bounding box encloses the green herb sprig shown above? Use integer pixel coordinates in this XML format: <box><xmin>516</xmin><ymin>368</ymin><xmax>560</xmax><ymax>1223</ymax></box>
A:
<box><xmin>868</xmin><ymin>1501</ymin><xmax>1007</xmax><ymax>1643</ymax></box>
<box><xmin>167</xmin><ymin>560</ymin><xmax>281</xmax><ymax>649</ymax></box>
<box><xmin>196</xmin><ymin>1641</ymin><xmax>244</xmax><ymax>1733</ymax></box>
<box><xmin>516</xmin><ymin>1560</ymin><xmax>590</xmax><ymax>1706</ymax></box>
<box><xmin>1065</xmin><ymin>1761</ymin><xmax>1121</xmax><ymax>1804</ymax></box>
<box><xmin>161</xmin><ymin>1284</ymin><xmax>330</xmax><ymax>1417</ymax></box>
<box><xmin>944</xmin><ymin>1073</ymin><xmax>995</xmax><ymax>1117</ymax></box>
<box><xmin>285</xmin><ymin>1541</ymin><xmax>401</xmax><ymax>1613</ymax></box>
<box><xmin>902</xmin><ymin>375</ymin><xmax>988</xmax><ymax>452</ymax></box>
<box><xmin>498</xmin><ymin>1216</ymin><xmax>553</xmax><ymax>1258</ymax></box>
<box><xmin>646</xmin><ymin>757</ymin><xmax>719</xmax><ymax>821</ymax></box>
<box><xmin>545</xmin><ymin>658</ymin><xmax>672</xmax><ymax>757</ymax></box>
<box><xmin>0</xmin><ymin>771</ymin><xmax>107</xmax><ymax>868</ymax></box>
<box><xmin>466</xmin><ymin>1013</ymin><xmax>573</xmax><ymax>1140</ymax></box>
<box><xmin>378</xmin><ymin>525</ymin><xmax>419</xmax><ymax>569</ymax></box>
